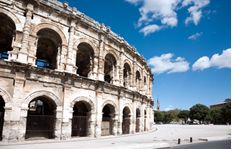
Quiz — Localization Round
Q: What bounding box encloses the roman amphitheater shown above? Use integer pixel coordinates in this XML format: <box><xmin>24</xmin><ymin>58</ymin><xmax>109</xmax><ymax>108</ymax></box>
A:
<box><xmin>0</xmin><ymin>0</ymin><xmax>154</xmax><ymax>142</ymax></box>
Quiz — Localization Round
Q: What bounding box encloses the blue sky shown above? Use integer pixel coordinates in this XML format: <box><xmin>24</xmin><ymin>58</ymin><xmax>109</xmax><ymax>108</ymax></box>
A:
<box><xmin>60</xmin><ymin>0</ymin><xmax>231</xmax><ymax>111</ymax></box>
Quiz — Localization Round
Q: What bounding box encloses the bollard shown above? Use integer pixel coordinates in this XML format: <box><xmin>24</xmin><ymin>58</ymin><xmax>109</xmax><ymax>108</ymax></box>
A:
<box><xmin>190</xmin><ymin>137</ymin><xmax>193</xmax><ymax>143</ymax></box>
<box><xmin>178</xmin><ymin>138</ymin><xmax>181</xmax><ymax>144</ymax></box>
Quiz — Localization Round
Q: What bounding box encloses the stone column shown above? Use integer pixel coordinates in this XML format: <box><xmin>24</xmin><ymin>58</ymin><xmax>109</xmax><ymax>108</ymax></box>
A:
<box><xmin>66</xmin><ymin>25</ymin><xmax>77</xmax><ymax>74</ymax></box>
<box><xmin>117</xmin><ymin>95</ymin><xmax>122</xmax><ymax>135</ymax></box>
<box><xmin>17</xmin><ymin>3</ymin><xmax>34</xmax><ymax>64</ymax></box>
<box><xmin>4</xmin><ymin>72</ymin><xmax>27</xmax><ymax>142</ymax></box>
<box><xmin>57</xmin><ymin>44</ymin><xmax>68</xmax><ymax>72</ymax></box>
<box><xmin>88</xmin><ymin>112</ymin><xmax>96</xmax><ymax>137</ymax></box>
<box><xmin>54</xmin><ymin>106</ymin><xmax>63</xmax><ymax>140</ymax></box>
<box><xmin>119</xmin><ymin>50</ymin><xmax>124</xmax><ymax>87</ymax></box>
<box><xmin>97</xmin><ymin>35</ymin><xmax>105</xmax><ymax>81</ymax></box>
<box><xmin>95</xmin><ymin>91</ymin><xmax>103</xmax><ymax>137</ymax></box>
<box><xmin>131</xmin><ymin>59</ymin><xmax>136</xmax><ymax>90</ymax></box>
<box><xmin>92</xmin><ymin>56</ymin><xmax>99</xmax><ymax>80</ymax></box>
<box><xmin>140</xmin><ymin>105</ymin><xmax>145</xmax><ymax>132</ymax></box>
<box><xmin>112</xmin><ymin>113</ymin><xmax>118</xmax><ymax>135</ymax></box>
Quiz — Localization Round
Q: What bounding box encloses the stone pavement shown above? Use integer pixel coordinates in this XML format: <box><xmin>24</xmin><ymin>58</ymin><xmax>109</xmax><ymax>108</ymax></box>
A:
<box><xmin>0</xmin><ymin>124</ymin><xmax>231</xmax><ymax>149</ymax></box>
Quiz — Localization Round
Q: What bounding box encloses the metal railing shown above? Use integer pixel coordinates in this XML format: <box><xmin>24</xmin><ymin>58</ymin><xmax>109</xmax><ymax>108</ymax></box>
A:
<box><xmin>72</xmin><ymin>116</ymin><xmax>88</xmax><ymax>137</ymax></box>
<box><xmin>25</xmin><ymin>115</ymin><xmax>56</xmax><ymax>139</ymax></box>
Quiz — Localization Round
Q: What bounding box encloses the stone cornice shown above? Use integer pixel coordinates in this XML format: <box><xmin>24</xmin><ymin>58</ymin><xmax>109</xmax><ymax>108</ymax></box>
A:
<box><xmin>0</xmin><ymin>61</ymin><xmax>153</xmax><ymax>103</ymax></box>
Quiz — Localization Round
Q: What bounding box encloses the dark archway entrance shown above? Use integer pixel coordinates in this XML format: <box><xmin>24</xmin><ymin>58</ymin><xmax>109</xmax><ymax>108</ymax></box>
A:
<box><xmin>101</xmin><ymin>104</ymin><xmax>115</xmax><ymax>136</ymax></box>
<box><xmin>136</xmin><ymin>108</ymin><xmax>140</xmax><ymax>132</ymax></box>
<box><xmin>123</xmin><ymin>63</ymin><xmax>131</xmax><ymax>87</ymax></box>
<box><xmin>25</xmin><ymin>96</ymin><xmax>56</xmax><ymax>139</ymax></box>
<box><xmin>72</xmin><ymin>101</ymin><xmax>91</xmax><ymax>137</ymax></box>
<box><xmin>122</xmin><ymin>107</ymin><xmax>131</xmax><ymax>134</ymax></box>
<box><xmin>0</xmin><ymin>13</ymin><xmax>16</xmax><ymax>60</ymax></box>
<box><xmin>76</xmin><ymin>43</ymin><xmax>94</xmax><ymax>77</ymax></box>
<box><xmin>36</xmin><ymin>28</ymin><xmax>62</xmax><ymax>69</ymax></box>
<box><xmin>104</xmin><ymin>54</ymin><xmax>116</xmax><ymax>84</ymax></box>
<box><xmin>0</xmin><ymin>96</ymin><xmax>5</xmax><ymax>141</ymax></box>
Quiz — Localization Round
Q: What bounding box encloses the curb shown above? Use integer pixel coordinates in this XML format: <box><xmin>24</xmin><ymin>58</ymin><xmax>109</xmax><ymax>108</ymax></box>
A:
<box><xmin>0</xmin><ymin>128</ymin><xmax>158</xmax><ymax>146</ymax></box>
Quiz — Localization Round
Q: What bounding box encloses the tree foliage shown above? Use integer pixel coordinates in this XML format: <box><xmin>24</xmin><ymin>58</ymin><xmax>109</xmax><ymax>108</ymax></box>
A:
<box><xmin>154</xmin><ymin>111</ymin><xmax>164</xmax><ymax>123</ymax></box>
<box><xmin>189</xmin><ymin>104</ymin><xmax>209</xmax><ymax>123</ymax></box>
<box><xmin>178</xmin><ymin>110</ymin><xmax>189</xmax><ymax>123</ymax></box>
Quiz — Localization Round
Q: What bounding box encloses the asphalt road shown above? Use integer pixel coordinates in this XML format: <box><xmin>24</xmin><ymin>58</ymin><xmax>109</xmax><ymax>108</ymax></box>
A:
<box><xmin>170</xmin><ymin>140</ymin><xmax>231</xmax><ymax>149</ymax></box>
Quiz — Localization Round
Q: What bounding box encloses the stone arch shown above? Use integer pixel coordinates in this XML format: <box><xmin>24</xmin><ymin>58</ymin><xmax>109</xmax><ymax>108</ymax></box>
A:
<box><xmin>0</xmin><ymin>88</ymin><xmax>11</xmax><ymax>105</ymax></box>
<box><xmin>123</xmin><ymin>59</ymin><xmax>132</xmax><ymax>69</ymax></box>
<box><xmin>123</xmin><ymin>62</ymin><xmax>132</xmax><ymax>87</ymax></box>
<box><xmin>104</xmin><ymin>50</ymin><xmax>119</xmax><ymax>64</ymax></box>
<box><xmin>75</xmin><ymin>42</ymin><xmax>95</xmax><ymax>77</ymax></box>
<box><xmin>135</xmin><ymin>107</ymin><xmax>141</xmax><ymax>132</ymax></box>
<box><xmin>122</xmin><ymin>104</ymin><xmax>133</xmax><ymax>115</ymax></box>
<box><xmin>101</xmin><ymin>100</ymin><xmax>117</xmax><ymax>136</ymax></box>
<box><xmin>0</xmin><ymin>8</ymin><xmax>21</xmax><ymax>29</ymax></box>
<box><xmin>25</xmin><ymin>95</ymin><xmax>57</xmax><ymax>139</ymax></box>
<box><xmin>101</xmin><ymin>100</ymin><xmax>118</xmax><ymax>113</ymax></box>
<box><xmin>71</xmin><ymin>96</ymin><xmax>95</xmax><ymax>112</ymax></box>
<box><xmin>122</xmin><ymin>105</ymin><xmax>131</xmax><ymax>134</ymax></box>
<box><xmin>31</xmin><ymin>23</ymin><xmax>67</xmax><ymax>46</ymax></box>
<box><xmin>71</xmin><ymin>96</ymin><xmax>94</xmax><ymax>137</ymax></box>
<box><xmin>74</xmin><ymin>37</ymin><xmax>98</xmax><ymax>56</ymax></box>
<box><xmin>22</xmin><ymin>90</ymin><xmax>61</xmax><ymax>109</ymax></box>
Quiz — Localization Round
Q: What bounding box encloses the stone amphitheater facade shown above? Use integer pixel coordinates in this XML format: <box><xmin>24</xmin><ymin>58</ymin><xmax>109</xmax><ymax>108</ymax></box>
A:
<box><xmin>0</xmin><ymin>0</ymin><xmax>154</xmax><ymax>142</ymax></box>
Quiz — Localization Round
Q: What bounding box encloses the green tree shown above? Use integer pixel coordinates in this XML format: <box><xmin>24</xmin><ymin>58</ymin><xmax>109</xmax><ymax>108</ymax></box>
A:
<box><xmin>178</xmin><ymin>110</ymin><xmax>189</xmax><ymax>124</ymax></box>
<box><xmin>221</xmin><ymin>104</ymin><xmax>231</xmax><ymax>124</ymax></box>
<box><xmin>209</xmin><ymin>108</ymin><xmax>223</xmax><ymax>124</ymax></box>
<box><xmin>168</xmin><ymin>109</ymin><xmax>180</xmax><ymax>122</ymax></box>
<box><xmin>154</xmin><ymin>111</ymin><xmax>164</xmax><ymax>123</ymax></box>
<box><xmin>162</xmin><ymin>111</ymin><xmax>174</xmax><ymax>124</ymax></box>
<box><xmin>189</xmin><ymin>104</ymin><xmax>209</xmax><ymax>124</ymax></box>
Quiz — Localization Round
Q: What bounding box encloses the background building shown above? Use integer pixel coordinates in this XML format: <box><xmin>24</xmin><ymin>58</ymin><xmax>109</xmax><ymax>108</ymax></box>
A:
<box><xmin>0</xmin><ymin>0</ymin><xmax>154</xmax><ymax>142</ymax></box>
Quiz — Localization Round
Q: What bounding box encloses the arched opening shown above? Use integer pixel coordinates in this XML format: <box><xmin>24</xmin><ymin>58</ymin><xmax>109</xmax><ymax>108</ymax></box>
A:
<box><xmin>135</xmin><ymin>108</ymin><xmax>140</xmax><ymax>133</ymax></box>
<box><xmin>36</xmin><ymin>28</ymin><xmax>62</xmax><ymax>69</ymax></box>
<box><xmin>72</xmin><ymin>101</ymin><xmax>91</xmax><ymax>137</ymax></box>
<box><xmin>0</xmin><ymin>96</ymin><xmax>5</xmax><ymax>141</ymax></box>
<box><xmin>76</xmin><ymin>43</ymin><xmax>94</xmax><ymax>77</ymax></box>
<box><xmin>104</xmin><ymin>54</ymin><xmax>116</xmax><ymax>84</ymax></box>
<box><xmin>25</xmin><ymin>96</ymin><xmax>56</xmax><ymax>139</ymax></box>
<box><xmin>101</xmin><ymin>104</ymin><xmax>115</xmax><ymax>136</ymax></box>
<box><xmin>136</xmin><ymin>71</ymin><xmax>141</xmax><ymax>89</ymax></box>
<box><xmin>144</xmin><ymin>110</ymin><xmax>147</xmax><ymax>131</ymax></box>
<box><xmin>122</xmin><ymin>107</ymin><xmax>131</xmax><ymax>134</ymax></box>
<box><xmin>144</xmin><ymin>76</ymin><xmax>146</xmax><ymax>85</ymax></box>
<box><xmin>0</xmin><ymin>13</ymin><xmax>16</xmax><ymax>60</ymax></box>
<box><xmin>123</xmin><ymin>63</ymin><xmax>131</xmax><ymax>87</ymax></box>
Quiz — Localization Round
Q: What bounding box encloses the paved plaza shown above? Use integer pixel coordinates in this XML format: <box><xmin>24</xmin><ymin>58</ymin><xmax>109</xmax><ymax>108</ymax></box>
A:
<box><xmin>0</xmin><ymin>124</ymin><xmax>231</xmax><ymax>149</ymax></box>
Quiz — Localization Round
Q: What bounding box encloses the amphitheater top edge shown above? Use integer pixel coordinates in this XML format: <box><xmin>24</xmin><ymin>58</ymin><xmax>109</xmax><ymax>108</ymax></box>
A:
<box><xmin>37</xmin><ymin>0</ymin><xmax>144</xmax><ymax>57</ymax></box>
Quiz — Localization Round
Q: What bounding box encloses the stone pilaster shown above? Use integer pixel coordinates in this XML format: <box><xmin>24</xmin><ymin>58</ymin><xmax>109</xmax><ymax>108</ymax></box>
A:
<box><xmin>56</xmin><ymin>44</ymin><xmax>68</xmax><ymax>71</ymax></box>
<box><xmin>65</xmin><ymin>24</ymin><xmax>77</xmax><ymax>74</ymax></box>
<box><xmin>16</xmin><ymin>3</ymin><xmax>34</xmax><ymax>64</ymax></box>
<box><xmin>88</xmin><ymin>112</ymin><xmax>96</xmax><ymax>137</ymax></box>
<box><xmin>97</xmin><ymin>35</ymin><xmax>105</xmax><ymax>81</ymax></box>
<box><xmin>54</xmin><ymin>106</ymin><xmax>63</xmax><ymax>140</ymax></box>
<box><xmin>118</xmin><ymin>50</ymin><xmax>124</xmax><ymax>87</ymax></box>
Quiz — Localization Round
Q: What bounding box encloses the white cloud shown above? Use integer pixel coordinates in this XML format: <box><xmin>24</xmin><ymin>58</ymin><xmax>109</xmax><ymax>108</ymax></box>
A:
<box><xmin>193</xmin><ymin>49</ymin><xmax>231</xmax><ymax>71</ymax></box>
<box><xmin>192</xmin><ymin>56</ymin><xmax>210</xmax><ymax>71</ymax></box>
<box><xmin>125</xmin><ymin>0</ymin><xmax>142</xmax><ymax>5</ymax></box>
<box><xmin>188</xmin><ymin>32</ymin><xmax>203</xmax><ymax>40</ymax></box>
<box><xmin>126</xmin><ymin>0</ymin><xmax>210</xmax><ymax>35</ymax></box>
<box><xmin>138</xmin><ymin>0</ymin><xmax>180</xmax><ymax>27</ymax></box>
<box><xmin>140</xmin><ymin>24</ymin><xmax>161</xmax><ymax>36</ymax></box>
<box><xmin>182</xmin><ymin>0</ymin><xmax>210</xmax><ymax>25</ymax></box>
<box><xmin>148</xmin><ymin>53</ymin><xmax>190</xmax><ymax>74</ymax></box>
<box><xmin>164</xmin><ymin>105</ymin><xmax>175</xmax><ymax>111</ymax></box>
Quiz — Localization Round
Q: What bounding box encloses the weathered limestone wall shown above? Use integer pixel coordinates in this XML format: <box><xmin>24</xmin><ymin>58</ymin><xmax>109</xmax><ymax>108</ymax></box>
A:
<box><xmin>0</xmin><ymin>0</ymin><xmax>154</xmax><ymax>142</ymax></box>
